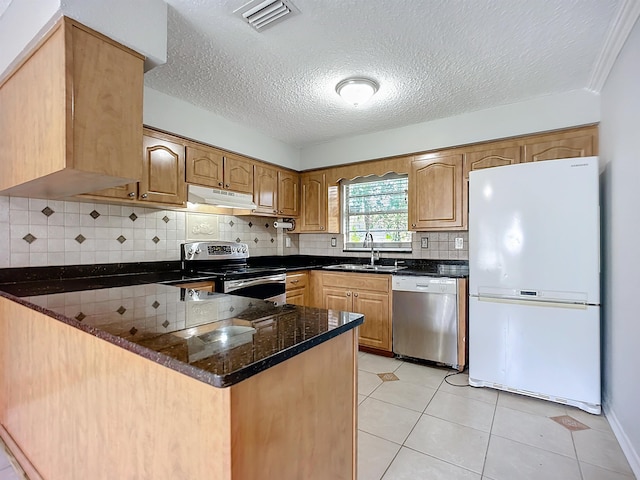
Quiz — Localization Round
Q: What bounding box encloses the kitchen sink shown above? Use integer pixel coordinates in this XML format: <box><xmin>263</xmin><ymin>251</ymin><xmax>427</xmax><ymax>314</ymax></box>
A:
<box><xmin>323</xmin><ymin>264</ymin><xmax>407</xmax><ymax>273</ymax></box>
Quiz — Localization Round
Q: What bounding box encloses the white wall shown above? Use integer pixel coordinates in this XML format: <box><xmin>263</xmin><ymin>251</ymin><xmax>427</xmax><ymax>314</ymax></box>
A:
<box><xmin>599</xmin><ymin>17</ymin><xmax>640</xmax><ymax>478</ymax></box>
<box><xmin>0</xmin><ymin>0</ymin><xmax>167</xmax><ymax>78</ymax></box>
<box><xmin>300</xmin><ymin>90</ymin><xmax>601</xmax><ymax>169</ymax></box>
<box><xmin>144</xmin><ymin>87</ymin><xmax>301</xmax><ymax>170</ymax></box>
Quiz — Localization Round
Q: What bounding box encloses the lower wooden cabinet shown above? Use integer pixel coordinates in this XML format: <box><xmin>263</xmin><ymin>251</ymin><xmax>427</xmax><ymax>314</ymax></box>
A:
<box><xmin>318</xmin><ymin>272</ymin><xmax>392</xmax><ymax>353</ymax></box>
<box><xmin>286</xmin><ymin>271</ymin><xmax>308</xmax><ymax>306</ymax></box>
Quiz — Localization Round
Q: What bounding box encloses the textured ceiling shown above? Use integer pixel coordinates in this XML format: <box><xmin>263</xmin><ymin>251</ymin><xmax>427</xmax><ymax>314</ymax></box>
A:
<box><xmin>143</xmin><ymin>0</ymin><xmax>621</xmax><ymax>148</ymax></box>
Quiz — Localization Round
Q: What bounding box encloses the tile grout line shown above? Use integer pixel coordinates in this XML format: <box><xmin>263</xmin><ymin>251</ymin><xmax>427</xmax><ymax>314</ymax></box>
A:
<box><xmin>481</xmin><ymin>391</ymin><xmax>500</xmax><ymax>479</ymax></box>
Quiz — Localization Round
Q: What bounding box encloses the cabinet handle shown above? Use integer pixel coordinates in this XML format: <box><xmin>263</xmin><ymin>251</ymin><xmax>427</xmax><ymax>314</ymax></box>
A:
<box><xmin>279</xmin><ymin>210</ymin><xmax>283</xmax><ymax>214</ymax></box>
<box><xmin>225</xmin><ymin>183</ymin><xmax>230</xmax><ymax>188</ymax></box>
<box><xmin>320</xmin><ymin>226</ymin><xmax>325</xmax><ymax>230</ymax></box>
<box><xmin>141</xmin><ymin>193</ymin><xmax>148</xmax><ymax>199</ymax></box>
<box><xmin>346</xmin><ymin>292</ymin><xmax>351</xmax><ymax>297</ymax></box>
<box><xmin>291</xmin><ymin>280</ymin><xmax>299</xmax><ymax>284</ymax></box>
<box><xmin>273</xmin><ymin>209</ymin><xmax>277</xmax><ymax>213</ymax></box>
<box><xmin>128</xmin><ymin>192</ymin><xmax>135</xmax><ymax>198</ymax></box>
<box><xmin>411</xmin><ymin>223</ymin><xmax>416</xmax><ymax>227</ymax></box>
<box><xmin>354</xmin><ymin>293</ymin><xmax>359</xmax><ymax>297</ymax></box>
<box><xmin>218</xmin><ymin>182</ymin><xmax>223</xmax><ymax>187</ymax></box>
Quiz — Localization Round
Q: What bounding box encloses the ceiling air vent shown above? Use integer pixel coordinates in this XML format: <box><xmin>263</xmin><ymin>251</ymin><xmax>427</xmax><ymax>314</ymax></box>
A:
<box><xmin>234</xmin><ymin>0</ymin><xmax>299</xmax><ymax>31</ymax></box>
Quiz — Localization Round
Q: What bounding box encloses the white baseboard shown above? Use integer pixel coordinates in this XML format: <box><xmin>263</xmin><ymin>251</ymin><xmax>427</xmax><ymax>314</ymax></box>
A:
<box><xmin>603</xmin><ymin>404</ymin><xmax>640</xmax><ymax>478</ymax></box>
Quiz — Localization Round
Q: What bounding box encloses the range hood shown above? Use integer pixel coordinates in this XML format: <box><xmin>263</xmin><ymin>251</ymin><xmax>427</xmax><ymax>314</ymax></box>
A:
<box><xmin>188</xmin><ymin>184</ymin><xmax>257</xmax><ymax>210</ymax></box>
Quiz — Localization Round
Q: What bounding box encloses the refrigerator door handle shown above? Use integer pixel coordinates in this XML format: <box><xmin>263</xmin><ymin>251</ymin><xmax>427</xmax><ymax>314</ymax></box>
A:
<box><xmin>477</xmin><ymin>296</ymin><xmax>588</xmax><ymax>310</ymax></box>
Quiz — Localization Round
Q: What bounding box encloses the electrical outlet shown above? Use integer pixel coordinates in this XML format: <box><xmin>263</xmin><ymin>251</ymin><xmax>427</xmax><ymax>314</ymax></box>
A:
<box><xmin>285</xmin><ymin>237</ymin><xmax>291</xmax><ymax>248</ymax></box>
<box><xmin>455</xmin><ymin>237</ymin><xmax>464</xmax><ymax>249</ymax></box>
<box><xmin>331</xmin><ymin>237</ymin><xmax>337</xmax><ymax>247</ymax></box>
<box><xmin>421</xmin><ymin>237</ymin><xmax>429</xmax><ymax>248</ymax></box>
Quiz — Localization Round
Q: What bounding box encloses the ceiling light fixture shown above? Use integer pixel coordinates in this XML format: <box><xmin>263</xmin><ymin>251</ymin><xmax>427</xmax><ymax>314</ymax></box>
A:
<box><xmin>335</xmin><ymin>77</ymin><xmax>379</xmax><ymax>106</ymax></box>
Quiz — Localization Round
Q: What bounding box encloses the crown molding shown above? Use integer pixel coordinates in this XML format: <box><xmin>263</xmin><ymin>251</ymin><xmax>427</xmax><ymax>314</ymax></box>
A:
<box><xmin>588</xmin><ymin>0</ymin><xmax>640</xmax><ymax>93</ymax></box>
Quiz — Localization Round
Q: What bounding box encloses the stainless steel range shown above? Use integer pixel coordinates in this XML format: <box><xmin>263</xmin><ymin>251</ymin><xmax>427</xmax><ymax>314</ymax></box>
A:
<box><xmin>182</xmin><ymin>241</ymin><xmax>286</xmax><ymax>304</ymax></box>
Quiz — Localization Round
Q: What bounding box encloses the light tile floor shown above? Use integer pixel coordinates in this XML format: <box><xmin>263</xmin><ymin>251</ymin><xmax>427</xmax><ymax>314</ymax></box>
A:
<box><xmin>357</xmin><ymin>352</ymin><xmax>636</xmax><ymax>480</ymax></box>
<box><xmin>0</xmin><ymin>352</ymin><xmax>634</xmax><ymax>480</ymax></box>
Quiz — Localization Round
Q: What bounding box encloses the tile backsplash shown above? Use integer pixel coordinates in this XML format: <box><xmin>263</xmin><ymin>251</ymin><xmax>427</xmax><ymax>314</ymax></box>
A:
<box><xmin>0</xmin><ymin>196</ymin><xmax>297</xmax><ymax>268</ymax></box>
<box><xmin>0</xmin><ymin>196</ymin><xmax>464</xmax><ymax>269</ymax></box>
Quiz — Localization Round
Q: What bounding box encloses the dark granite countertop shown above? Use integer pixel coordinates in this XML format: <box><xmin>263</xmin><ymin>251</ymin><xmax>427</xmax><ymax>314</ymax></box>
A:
<box><xmin>1</xmin><ymin>283</ymin><xmax>362</xmax><ymax>388</ymax></box>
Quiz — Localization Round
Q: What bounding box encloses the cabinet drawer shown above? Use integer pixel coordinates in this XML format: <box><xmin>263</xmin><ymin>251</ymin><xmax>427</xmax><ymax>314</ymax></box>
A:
<box><xmin>286</xmin><ymin>271</ymin><xmax>308</xmax><ymax>290</ymax></box>
<box><xmin>321</xmin><ymin>272</ymin><xmax>390</xmax><ymax>293</ymax></box>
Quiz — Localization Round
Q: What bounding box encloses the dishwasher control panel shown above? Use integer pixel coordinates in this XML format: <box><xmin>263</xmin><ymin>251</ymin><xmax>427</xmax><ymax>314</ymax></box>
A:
<box><xmin>392</xmin><ymin>275</ymin><xmax>458</xmax><ymax>294</ymax></box>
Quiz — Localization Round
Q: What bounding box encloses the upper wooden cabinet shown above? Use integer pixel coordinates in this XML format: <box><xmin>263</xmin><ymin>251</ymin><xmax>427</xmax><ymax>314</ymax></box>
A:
<box><xmin>139</xmin><ymin>130</ymin><xmax>186</xmax><ymax>205</ymax></box>
<box><xmin>409</xmin><ymin>152</ymin><xmax>466</xmax><ymax>231</ymax></box>
<box><xmin>186</xmin><ymin>145</ymin><xmax>253</xmax><ymax>194</ymax></box>
<box><xmin>278</xmin><ymin>170</ymin><xmax>300</xmax><ymax>217</ymax></box>
<box><xmin>253</xmin><ymin>166</ymin><xmax>300</xmax><ymax>217</ymax></box>
<box><xmin>523</xmin><ymin>127</ymin><xmax>597</xmax><ymax>162</ymax></box>
<box><xmin>0</xmin><ymin>17</ymin><xmax>144</xmax><ymax>199</ymax></box>
<box><xmin>300</xmin><ymin>172</ymin><xmax>328</xmax><ymax>231</ymax></box>
<box><xmin>463</xmin><ymin>143</ymin><xmax>521</xmax><ymax>180</ymax></box>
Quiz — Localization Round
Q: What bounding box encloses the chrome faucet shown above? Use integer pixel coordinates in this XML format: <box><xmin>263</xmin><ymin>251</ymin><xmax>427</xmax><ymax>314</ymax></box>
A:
<box><xmin>363</xmin><ymin>232</ymin><xmax>376</xmax><ymax>266</ymax></box>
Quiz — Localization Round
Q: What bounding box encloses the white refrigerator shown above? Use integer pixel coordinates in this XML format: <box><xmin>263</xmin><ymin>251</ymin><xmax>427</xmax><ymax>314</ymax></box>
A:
<box><xmin>468</xmin><ymin>157</ymin><xmax>601</xmax><ymax>414</ymax></box>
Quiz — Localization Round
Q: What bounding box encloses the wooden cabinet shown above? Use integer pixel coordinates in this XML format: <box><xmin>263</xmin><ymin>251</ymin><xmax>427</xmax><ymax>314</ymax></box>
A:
<box><xmin>286</xmin><ymin>271</ymin><xmax>309</xmax><ymax>306</ymax></box>
<box><xmin>409</xmin><ymin>152</ymin><xmax>465</xmax><ymax>231</ymax></box>
<box><xmin>254</xmin><ymin>167</ymin><xmax>300</xmax><ymax>217</ymax></box>
<box><xmin>463</xmin><ymin>143</ymin><xmax>521</xmax><ymax>180</ymax></box>
<box><xmin>139</xmin><ymin>130</ymin><xmax>186</xmax><ymax>205</ymax></box>
<box><xmin>0</xmin><ymin>16</ymin><xmax>144</xmax><ymax>199</ymax></box>
<box><xmin>319</xmin><ymin>272</ymin><xmax>392</xmax><ymax>352</ymax></box>
<box><xmin>523</xmin><ymin>128</ymin><xmax>597</xmax><ymax>163</ymax></box>
<box><xmin>299</xmin><ymin>172</ymin><xmax>339</xmax><ymax>232</ymax></box>
<box><xmin>186</xmin><ymin>144</ymin><xmax>253</xmax><ymax>194</ymax></box>
<box><xmin>278</xmin><ymin>170</ymin><xmax>300</xmax><ymax>217</ymax></box>
<box><xmin>173</xmin><ymin>281</ymin><xmax>215</xmax><ymax>292</ymax></box>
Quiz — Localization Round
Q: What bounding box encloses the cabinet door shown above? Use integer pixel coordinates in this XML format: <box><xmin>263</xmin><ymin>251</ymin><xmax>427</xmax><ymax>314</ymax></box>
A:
<box><xmin>322</xmin><ymin>286</ymin><xmax>352</xmax><ymax>312</ymax></box>
<box><xmin>253</xmin><ymin>164</ymin><xmax>278</xmax><ymax>215</ymax></box>
<box><xmin>86</xmin><ymin>182</ymin><xmax>138</xmax><ymax>201</ymax></box>
<box><xmin>224</xmin><ymin>153</ymin><xmax>254</xmax><ymax>194</ymax></box>
<box><xmin>409</xmin><ymin>153</ymin><xmax>465</xmax><ymax>230</ymax></box>
<box><xmin>277</xmin><ymin>170</ymin><xmax>300</xmax><ymax>217</ymax></box>
<box><xmin>285</xmin><ymin>289</ymin><xmax>306</xmax><ymax>307</ymax></box>
<box><xmin>353</xmin><ymin>290</ymin><xmax>391</xmax><ymax>352</ymax></box>
<box><xmin>464</xmin><ymin>145</ymin><xmax>521</xmax><ymax>180</ymax></box>
<box><xmin>300</xmin><ymin>172</ymin><xmax>327</xmax><ymax>232</ymax></box>
<box><xmin>523</xmin><ymin>132</ymin><xmax>595</xmax><ymax>163</ymax></box>
<box><xmin>185</xmin><ymin>145</ymin><xmax>225</xmax><ymax>188</ymax></box>
<box><xmin>140</xmin><ymin>132</ymin><xmax>186</xmax><ymax>205</ymax></box>
<box><xmin>286</xmin><ymin>272</ymin><xmax>308</xmax><ymax>306</ymax></box>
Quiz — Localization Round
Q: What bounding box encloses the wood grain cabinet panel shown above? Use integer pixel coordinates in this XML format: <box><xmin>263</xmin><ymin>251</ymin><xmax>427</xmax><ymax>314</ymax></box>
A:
<box><xmin>409</xmin><ymin>152</ymin><xmax>465</xmax><ymax>231</ymax></box>
<box><xmin>139</xmin><ymin>130</ymin><xmax>186</xmax><ymax>205</ymax></box>
<box><xmin>0</xmin><ymin>16</ymin><xmax>144</xmax><ymax>198</ymax></box>
<box><xmin>286</xmin><ymin>271</ymin><xmax>309</xmax><ymax>306</ymax></box>
<box><xmin>300</xmin><ymin>172</ymin><xmax>328</xmax><ymax>232</ymax></box>
<box><xmin>319</xmin><ymin>272</ymin><xmax>392</xmax><ymax>353</ymax></box>
<box><xmin>253</xmin><ymin>164</ymin><xmax>279</xmax><ymax>215</ymax></box>
<box><xmin>464</xmin><ymin>145</ymin><xmax>521</xmax><ymax>180</ymax></box>
<box><xmin>185</xmin><ymin>145</ymin><xmax>225</xmax><ymax>188</ymax></box>
<box><xmin>277</xmin><ymin>170</ymin><xmax>300</xmax><ymax>217</ymax></box>
<box><xmin>523</xmin><ymin>131</ymin><xmax>596</xmax><ymax>162</ymax></box>
<box><xmin>224</xmin><ymin>153</ymin><xmax>254</xmax><ymax>194</ymax></box>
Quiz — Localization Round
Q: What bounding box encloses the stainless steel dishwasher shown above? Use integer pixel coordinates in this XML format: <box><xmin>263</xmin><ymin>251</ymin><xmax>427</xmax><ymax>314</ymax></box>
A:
<box><xmin>392</xmin><ymin>275</ymin><xmax>459</xmax><ymax>368</ymax></box>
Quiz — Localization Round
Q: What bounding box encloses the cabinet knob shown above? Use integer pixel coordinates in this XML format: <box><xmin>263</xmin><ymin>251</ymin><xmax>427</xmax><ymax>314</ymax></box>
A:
<box><xmin>320</xmin><ymin>226</ymin><xmax>325</xmax><ymax>230</ymax></box>
<box><xmin>141</xmin><ymin>193</ymin><xmax>148</xmax><ymax>199</ymax></box>
<box><xmin>225</xmin><ymin>183</ymin><xmax>230</xmax><ymax>188</ymax></box>
<box><xmin>273</xmin><ymin>210</ymin><xmax>277</xmax><ymax>213</ymax></box>
<box><xmin>354</xmin><ymin>293</ymin><xmax>358</xmax><ymax>297</ymax></box>
<box><xmin>218</xmin><ymin>182</ymin><xmax>223</xmax><ymax>187</ymax></box>
<box><xmin>128</xmin><ymin>192</ymin><xmax>135</xmax><ymax>198</ymax></box>
<box><xmin>411</xmin><ymin>223</ymin><xmax>416</xmax><ymax>227</ymax></box>
<box><xmin>279</xmin><ymin>210</ymin><xmax>283</xmax><ymax>214</ymax></box>
<box><xmin>346</xmin><ymin>292</ymin><xmax>351</xmax><ymax>297</ymax></box>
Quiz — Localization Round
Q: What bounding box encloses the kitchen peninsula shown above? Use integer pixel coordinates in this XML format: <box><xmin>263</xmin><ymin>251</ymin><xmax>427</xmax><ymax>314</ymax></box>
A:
<box><xmin>0</xmin><ymin>278</ymin><xmax>362</xmax><ymax>479</ymax></box>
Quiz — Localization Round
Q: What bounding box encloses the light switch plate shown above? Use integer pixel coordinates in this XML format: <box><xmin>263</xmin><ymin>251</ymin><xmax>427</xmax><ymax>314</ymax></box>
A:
<box><xmin>421</xmin><ymin>237</ymin><xmax>428</xmax><ymax>248</ymax></box>
<box><xmin>455</xmin><ymin>237</ymin><xmax>464</xmax><ymax>249</ymax></box>
<box><xmin>285</xmin><ymin>237</ymin><xmax>291</xmax><ymax>248</ymax></box>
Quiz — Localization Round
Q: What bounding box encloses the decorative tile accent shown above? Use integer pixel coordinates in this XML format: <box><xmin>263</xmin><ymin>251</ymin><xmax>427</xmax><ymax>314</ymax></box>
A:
<box><xmin>254</xmin><ymin>237</ymin><xmax>259</xmax><ymax>243</ymax></box>
<box><xmin>75</xmin><ymin>312</ymin><xmax>86</xmax><ymax>322</ymax></box>
<box><xmin>248</xmin><ymin>221</ymin><xmax>253</xmax><ymax>228</ymax></box>
<box><xmin>152</xmin><ymin>236</ymin><xmax>160</xmax><ymax>244</ymax></box>
<box><xmin>129</xmin><ymin>327</ymin><xmax>138</xmax><ymax>335</ymax></box>
<box><xmin>162</xmin><ymin>320</ymin><xmax>170</xmax><ymax>328</ymax></box>
<box><xmin>117</xmin><ymin>306</ymin><xmax>126</xmax><ymax>315</ymax></box>
<box><xmin>162</xmin><ymin>215</ymin><xmax>170</xmax><ymax>223</ymax></box>
<box><xmin>229</xmin><ymin>220</ymin><xmax>235</xmax><ymax>227</ymax></box>
<box><xmin>236</xmin><ymin>237</ymin><xmax>241</xmax><ymax>243</ymax></box>
<box><xmin>377</xmin><ymin>372</ymin><xmax>399</xmax><ymax>382</ymax></box>
<box><xmin>229</xmin><ymin>306</ymin><xmax>235</xmax><ymax>313</ymax></box>
<box><xmin>117</xmin><ymin>235</ymin><xmax>127</xmax><ymax>244</ymax></box>
<box><xmin>41</xmin><ymin>206</ymin><xmax>55</xmax><ymax>217</ymax></box>
<box><xmin>22</xmin><ymin>233</ymin><xmax>36</xmax><ymax>244</ymax></box>
<box><xmin>75</xmin><ymin>234</ymin><xmax>86</xmax><ymax>244</ymax></box>
<box><xmin>89</xmin><ymin>210</ymin><xmax>100</xmax><ymax>219</ymax></box>
<box><xmin>270</xmin><ymin>238</ymin><xmax>275</xmax><ymax>243</ymax></box>
<box><xmin>129</xmin><ymin>213</ymin><xmax>138</xmax><ymax>222</ymax></box>
<box><xmin>550</xmin><ymin>415</ymin><xmax>590</xmax><ymax>432</ymax></box>
<box><xmin>152</xmin><ymin>301</ymin><xmax>160</xmax><ymax>309</ymax></box>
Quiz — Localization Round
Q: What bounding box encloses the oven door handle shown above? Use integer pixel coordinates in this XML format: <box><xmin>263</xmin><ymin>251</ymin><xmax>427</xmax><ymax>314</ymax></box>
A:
<box><xmin>225</xmin><ymin>274</ymin><xmax>286</xmax><ymax>292</ymax></box>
